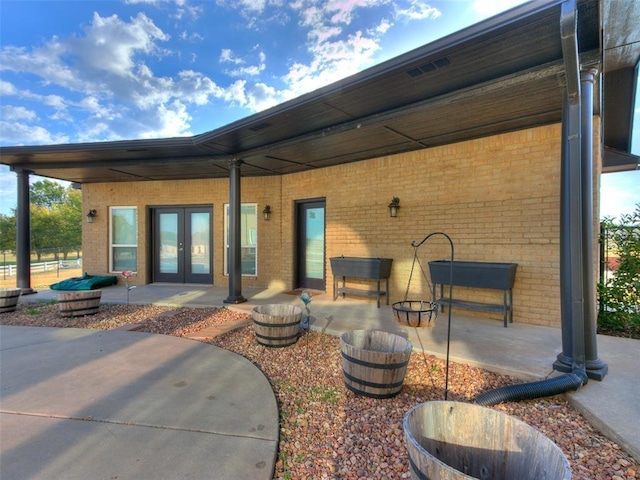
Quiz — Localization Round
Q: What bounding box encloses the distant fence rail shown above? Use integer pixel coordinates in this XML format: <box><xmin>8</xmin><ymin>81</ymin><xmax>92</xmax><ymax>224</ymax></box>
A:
<box><xmin>1</xmin><ymin>259</ymin><xmax>82</xmax><ymax>278</ymax></box>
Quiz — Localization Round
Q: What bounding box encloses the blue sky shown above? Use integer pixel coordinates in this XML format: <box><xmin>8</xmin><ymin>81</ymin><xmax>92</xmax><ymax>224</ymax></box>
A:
<box><xmin>0</xmin><ymin>0</ymin><xmax>638</xmax><ymax>219</ymax></box>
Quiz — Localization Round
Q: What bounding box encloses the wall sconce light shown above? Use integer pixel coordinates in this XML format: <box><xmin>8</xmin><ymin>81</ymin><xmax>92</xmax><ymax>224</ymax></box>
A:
<box><xmin>262</xmin><ymin>205</ymin><xmax>272</xmax><ymax>221</ymax></box>
<box><xmin>86</xmin><ymin>209</ymin><xmax>97</xmax><ymax>224</ymax></box>
<box><xmin>388</xmin><ymin>197</ymin><xmax>400</xmax><ymax>218</ymax></box>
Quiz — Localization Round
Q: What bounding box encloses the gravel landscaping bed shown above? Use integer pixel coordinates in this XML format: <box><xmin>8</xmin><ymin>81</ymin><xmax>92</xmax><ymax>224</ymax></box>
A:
<box><xmin>2</xmin><ymin>302</ymin><xmax>638</xmax><ymax>480</ymax></box>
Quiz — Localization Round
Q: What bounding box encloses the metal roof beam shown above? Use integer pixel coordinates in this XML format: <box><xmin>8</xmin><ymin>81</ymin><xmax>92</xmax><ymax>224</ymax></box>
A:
<box><xmin>8</xmin><ymin>154</ymin><xmax>231</xmax><ymax>172</ymax></box>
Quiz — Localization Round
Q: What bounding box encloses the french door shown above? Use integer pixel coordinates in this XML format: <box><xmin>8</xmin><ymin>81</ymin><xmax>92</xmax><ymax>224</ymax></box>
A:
<box><xmin>153</xmin><ymin>206</ymin><xmax>213</xmax><ymax>284</ymax></box>
<box><xmin>295</xmin><ymin>199</ymin><xmax>326</xmax><ymax>290</ymax></box>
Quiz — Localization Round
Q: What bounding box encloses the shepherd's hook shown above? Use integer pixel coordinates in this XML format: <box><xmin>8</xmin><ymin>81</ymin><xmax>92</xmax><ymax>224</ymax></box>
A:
<box><xmin>411</xmin><ymin>232</ymin><xmax>454</xmax><ymax>400</ymax></box>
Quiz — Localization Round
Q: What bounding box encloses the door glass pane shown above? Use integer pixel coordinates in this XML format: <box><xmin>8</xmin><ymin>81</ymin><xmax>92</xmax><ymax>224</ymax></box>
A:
<box><xmin>305</xmin><ymin>207</ymin><xmax>325</xmax><ymax>279</ymax></box>
<box><xmin>190</xmin><ymin>212</ymin><xmax>210</xmax><ymax>274</ymax></box>
<box><xmin>159</xmin><ymin>213</ymin><xmax>178</xmax><ymax>274</ymax></box>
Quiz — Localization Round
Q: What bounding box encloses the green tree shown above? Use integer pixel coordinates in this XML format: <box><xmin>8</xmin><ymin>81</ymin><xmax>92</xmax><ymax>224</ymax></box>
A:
<box><xmin>0</xmin><ymin>213</ymin><xmax>16</xmax><ymax>254</ymax></box>
<box><xmin>30</xmin><ymin>179</ymin><xmax>68</xmax><ymax>208</ymax></box>
<box><xmin>31</xmin><ymin>206</ymin><xmax>62</xmax><ymax>261</ymax></box>
<box><xmin>27</xmin><ymin>181</ymin><xmax>82</xmax><ymax>260</ymax></box>
<box><xmin>54</xmin><ymin>188</ymin><xmax>82</xmax><ymax>259</ymax></box>
<box><xmin>598</xmin><ymin>204</ymin><xmax>640</xmax><ymax>338</ymax></box>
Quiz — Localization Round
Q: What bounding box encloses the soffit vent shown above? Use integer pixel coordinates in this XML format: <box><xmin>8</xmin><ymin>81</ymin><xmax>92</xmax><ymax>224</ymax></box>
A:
<box><xmin>406</xmin><ymin>57</ymin><xmax>451</xmax><ymax>77</ymax></box>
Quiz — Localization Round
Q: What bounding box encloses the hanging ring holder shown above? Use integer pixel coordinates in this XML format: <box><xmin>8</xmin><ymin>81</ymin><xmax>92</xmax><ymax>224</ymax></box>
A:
<box><xmin>392</xmin><ymin>244</ymin><xmax>438</xmax><ymax>327</ymax></box>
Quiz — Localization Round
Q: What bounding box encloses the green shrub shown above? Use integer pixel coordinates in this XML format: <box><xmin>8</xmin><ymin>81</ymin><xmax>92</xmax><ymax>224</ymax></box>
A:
<box><xmin>597</xmin><ymin>205</ymin><xmax>640</xmax><ymax>338</ymax></box>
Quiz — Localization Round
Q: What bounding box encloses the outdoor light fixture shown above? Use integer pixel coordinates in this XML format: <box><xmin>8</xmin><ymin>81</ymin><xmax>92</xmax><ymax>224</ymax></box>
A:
<box><xmin>388</xmin><ymin>197</ymin><xmax>400</xmax><ymax>218</ymax></box>
<box><xmin>262</xmin><ymin>205</ymin><xmax>272</xmax><ymax>221</ymax></box>
<box><xmin>86</xmin><ymin>209</ymin><xmax>97</xmax><ymax>223</ymax></box>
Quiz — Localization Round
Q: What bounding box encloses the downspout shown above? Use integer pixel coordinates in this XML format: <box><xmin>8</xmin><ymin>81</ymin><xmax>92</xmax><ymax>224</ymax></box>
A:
<box><xmin>555</xmin><ymin>87</ymin><xmax>575</xmax><ymax>370</ymax></box>
<box><xmin>477</xmin><ymin>0</ymin><xmax>590</xmax><ymax>406</ymax></box>
<box><xmin>224</xmin><ymin>159</ymin><xmax>247</xmax><ymax>304</ymax></box>
<box><xmin>561</xmin><ymin>0</ymin><xmax>587</xmax><ymax>380</ymax></box>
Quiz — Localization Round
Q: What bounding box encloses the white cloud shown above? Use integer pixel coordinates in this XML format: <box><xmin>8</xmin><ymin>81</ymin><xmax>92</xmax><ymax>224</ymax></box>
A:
<box><xmin>0</xmin><ymin>122</ymin><xmax>69</xmax><ymax>146</ymax></box>
<box><xmin>374</xmin><ymin>19</ymin><xmax>392</xmax><ymax>34</ymax></box>
<box><xmin>125</xmin><ymin>0</ymin><xmax>203</xmax><ymax>18</ymax></box>
<box><xmin>395</xmin><ymin>0</ymin><xmax>441</xmax><ymax>20</ymax></box>
<box><xmin>0</xmin><ymin>80</ymin><xmax>18</xmax><ymax>96</ymax></box>
<box><xmin>222</xmin><ymin>79</ymin><xmax>249</xmax><ymax>106</ymax></box>
<box><xmin>138</xmin><ymin>100</ymin><xmax>192</xmax><ymax>138</ymax></box>
<box><xmin>0</xmin><ymin>43</ymin><xmax>83</xmax><ymax>92</ymax></box>
<box><xmin>220</xmin><ymin>48</ymin><xmax>244</xmax><ymax>64</ymax></box>
<box><xmin>235</xmin><ymin>0</ymin><xmax>267</xmax><ymax>14</ymax></box>
<box><xmin>1</xmin><ymin>105</ymin><xmax>37</xmax><ymax>121</ymax></box>
<box><xmin>0</xmin><ymin>165</ymin><xmax>17</xmax><ymax>215</ymax></box>
<box><xmin>73</xmin><ymin>12</ymin><xmax>170</xmax><ymax>79</ymax></box>
<box><xmin>220</xmin><ymin>47</ymin><xmax>267</xmax><ymax>77</ymax></box>
<box><xmin>245</xmin><ymin>82</ymin><xmax>279</xmax><ymax>111</ymax></box>
<box><xmin>176</xmin><ymin>70</ymin><xmax>225</xmax><ymax>105</ymax></box>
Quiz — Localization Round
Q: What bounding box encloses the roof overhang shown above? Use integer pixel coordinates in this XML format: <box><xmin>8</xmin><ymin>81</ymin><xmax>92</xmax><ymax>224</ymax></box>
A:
<box><xmin>1</xmin><ymin>0</ymin><xmax>638</xmax><ymax>182</ymax></box>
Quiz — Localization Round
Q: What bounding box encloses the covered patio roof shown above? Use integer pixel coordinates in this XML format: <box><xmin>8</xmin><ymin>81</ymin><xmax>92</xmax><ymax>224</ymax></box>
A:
<box><xmin>1</xmin><ymin>0</ymin><xmax>638</xmax><ymax>181</ymax></box>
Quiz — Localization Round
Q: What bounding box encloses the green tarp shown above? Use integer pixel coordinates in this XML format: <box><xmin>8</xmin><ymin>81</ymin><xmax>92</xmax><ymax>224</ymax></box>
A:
<box><xmin>50</xmin><ymin>273</ymin><xmax>118</xmax><ymax>291</ymax></box>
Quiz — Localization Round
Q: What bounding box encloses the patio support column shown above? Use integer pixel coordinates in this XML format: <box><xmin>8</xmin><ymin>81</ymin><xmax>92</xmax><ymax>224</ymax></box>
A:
<box><xmin>579</xmin><ymin>68</ymin><xmax>608</xmax><ymax>379</ymax></box>
<box><xmin>224</xmin><ymin>159</ymin><xmax>247</xmax><ymax>304</ymax></box>
<box><xmin>15</xmin><ymin>169</ymin><xmax>36</xmax><ymax>294</ymax></box>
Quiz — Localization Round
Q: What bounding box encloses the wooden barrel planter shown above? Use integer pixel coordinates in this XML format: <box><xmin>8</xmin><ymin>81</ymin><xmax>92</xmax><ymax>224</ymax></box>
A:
<box><xmin>340</xmin><ymin>330</ymin><xmax>412</xmax><ymax>398</ymax></box>
<box><xmin>58</xmin><ymin>291</ymin><xmax>102</xmax><ymax>317</ymax></box>
<box><xmin>404</xmin><ymin>401</ymin><xmax>572</xmax><ymax>480</ymax></box>
<box><xmin>252</xmin><ymin>304</ymin><xmax>303</xmax><ymax>347</ymax></box>
<box><xmin>0</xmin><ymin>288</ymin><xmax>21</xmax><ymax>313</ymax></box>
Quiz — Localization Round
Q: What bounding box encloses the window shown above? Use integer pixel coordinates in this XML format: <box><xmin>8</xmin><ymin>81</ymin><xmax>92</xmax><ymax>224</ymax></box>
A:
<box><xmin>224</xmin><ymin>203</ymin><xmax>257</xmax><ymax>276</ymax></box>
<box><xmin>110</xmin><ymin>207</ymin><xmax>138</xmax><ymax>272</ymax></box>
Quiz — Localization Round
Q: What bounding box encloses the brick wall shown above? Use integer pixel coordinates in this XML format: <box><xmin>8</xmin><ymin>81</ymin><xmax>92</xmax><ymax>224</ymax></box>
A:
<box><xmin>82</xmin><ymin>121</ymin><xmax>602</xmax><ymax>327</ymax></box>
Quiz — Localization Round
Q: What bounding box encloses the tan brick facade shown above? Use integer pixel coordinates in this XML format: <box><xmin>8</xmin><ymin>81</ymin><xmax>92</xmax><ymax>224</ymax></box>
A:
<box><xmin>82</xmin><ymin>122</ymin><xmax>602</xmax><ymax>327</ymax></box>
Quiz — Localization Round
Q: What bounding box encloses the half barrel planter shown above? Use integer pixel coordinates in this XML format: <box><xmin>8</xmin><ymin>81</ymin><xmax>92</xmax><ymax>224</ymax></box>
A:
<box><xmin>340</xmin><ymin>329</ymin><xmax>412</xmax><ymax>398</ymax></box>
<box><xmin>0</xmin><ymin>288</ymin><xmax>21</xmax><ymax>313</ymax></box>
<box><xmin>58</xmin><ymin>290</ymin><xmax>102</xmax><ymax>317</ymax></box>
<box><xmin>404</xmin><ymin>401</ymin><xmax>572</xmax><ymax>480</ymax></box>
<box><xmin>252</xmin><ymin>304</ymin><xmax>303</xmax><ymax>347</ymax></box>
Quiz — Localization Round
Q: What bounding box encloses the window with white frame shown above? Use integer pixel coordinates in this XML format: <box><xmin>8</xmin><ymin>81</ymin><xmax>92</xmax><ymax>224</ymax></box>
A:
<box><xmin>110</xmin><ymin>206</ymin><xmax>138</xmax><ymax>272</ymax></box>
<box><xmin>224</xmin><ymin>203</ymin><xmax>257</xmax><ymax>276</ymax></box>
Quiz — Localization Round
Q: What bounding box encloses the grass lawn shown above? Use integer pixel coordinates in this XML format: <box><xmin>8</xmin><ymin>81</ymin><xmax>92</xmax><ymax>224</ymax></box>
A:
<box><xmin>0</xmin><ymin>267</ymin><xmax>83</xmax><ymax>289</ymax></box>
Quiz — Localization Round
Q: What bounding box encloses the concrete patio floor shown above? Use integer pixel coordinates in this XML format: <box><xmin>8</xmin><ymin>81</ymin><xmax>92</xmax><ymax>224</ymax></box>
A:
<box><xmin>13</xmin><ymin>283</ymin><xmax>640</xmax><ymax>463</ymax></box>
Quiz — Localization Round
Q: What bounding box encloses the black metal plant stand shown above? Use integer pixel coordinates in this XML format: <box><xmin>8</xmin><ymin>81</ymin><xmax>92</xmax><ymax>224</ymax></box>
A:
<box><xmin>394</xmin><ymin>232</ymin><xmax>455</xmax><ymax>400</ymax></box>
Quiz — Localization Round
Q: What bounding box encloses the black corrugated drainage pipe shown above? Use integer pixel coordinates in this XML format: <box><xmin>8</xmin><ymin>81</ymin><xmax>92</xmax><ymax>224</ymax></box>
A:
<box><xmin>475</xmin><ymin>0</ymin><xmax>591</xmax><ymax>406</ymax></box>
<box><xmin>475</xmin><ymin>371</ymin><xmax>587</xmax><ymax>406</ymax></box>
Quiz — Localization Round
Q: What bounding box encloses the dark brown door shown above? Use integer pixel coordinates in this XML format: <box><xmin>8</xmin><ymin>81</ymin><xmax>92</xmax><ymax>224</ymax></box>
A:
<box><xmin>153</xmin><ymin>206</ymin><xmax>213</xmax><ymax>284</ymax></box>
